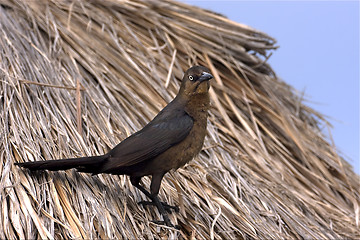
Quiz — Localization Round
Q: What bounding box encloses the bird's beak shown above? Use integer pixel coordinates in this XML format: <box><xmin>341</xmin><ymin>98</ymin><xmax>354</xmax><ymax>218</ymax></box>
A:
<box><xmin>199</xmin><ymin>72</ymin><xmax>213</xmax><ymax>82</ymax></box>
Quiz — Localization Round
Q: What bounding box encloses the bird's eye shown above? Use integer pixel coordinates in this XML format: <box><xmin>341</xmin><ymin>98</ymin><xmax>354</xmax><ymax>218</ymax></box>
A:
<box><xmin>188</xmin><ymin>75</ymin><xmax>194</xmax><ymax>81</ymax></box>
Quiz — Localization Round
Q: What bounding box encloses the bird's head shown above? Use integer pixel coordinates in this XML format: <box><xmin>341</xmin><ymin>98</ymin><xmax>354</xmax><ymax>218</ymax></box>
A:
<box><xmin>178</xmin><ymin>66</ymin><xmax>213</xmax><ymax>97</ymax></box>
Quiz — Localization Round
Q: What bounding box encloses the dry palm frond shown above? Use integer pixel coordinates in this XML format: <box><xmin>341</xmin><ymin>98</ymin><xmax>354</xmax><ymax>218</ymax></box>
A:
<box><xmin>0</xmin><ymin>0</ymin><xmax>359</xmax><ymax>239</ymax></box>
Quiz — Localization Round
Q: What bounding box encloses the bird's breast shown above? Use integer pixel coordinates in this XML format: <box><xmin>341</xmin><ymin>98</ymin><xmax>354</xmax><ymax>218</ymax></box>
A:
<box><xmin>151</xmin><ymin>107</ymin><xmax>208</xmax><ymax>172</ymax></box>
<box><xmin>142</xmin><ymin>93</ymin><xmax>210</xmax><ymax>173</ymax></box>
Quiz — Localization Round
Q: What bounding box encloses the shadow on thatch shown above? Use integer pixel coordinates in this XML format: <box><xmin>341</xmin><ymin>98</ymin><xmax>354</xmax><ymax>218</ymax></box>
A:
<box><xmin>0</xmin><ymin>0</ymin><xmax>359</xmax><ymax>239</ymax></box>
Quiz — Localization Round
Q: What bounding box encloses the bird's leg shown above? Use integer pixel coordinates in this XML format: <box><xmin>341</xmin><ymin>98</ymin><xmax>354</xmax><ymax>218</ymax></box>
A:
<box><xmin>131</xmin><ymin>177</ymin><xmax>178</xmax><ymax>212</ymax></box>
<box><xmin>148</xmin><ymin>173</ymin><xmax>180</xmax><ymax>229</ymax></box>
<box><xmin>130</xmin><ymin>175</ymin><xmax>179</xmax><ymax>229</ymax></box>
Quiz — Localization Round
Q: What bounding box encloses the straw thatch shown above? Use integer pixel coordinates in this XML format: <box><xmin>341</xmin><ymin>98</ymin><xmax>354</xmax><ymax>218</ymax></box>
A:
<box><xmin>1</xmin><ymin>0</ymin><xmax>359</xmax><ymax>239</ymax></box>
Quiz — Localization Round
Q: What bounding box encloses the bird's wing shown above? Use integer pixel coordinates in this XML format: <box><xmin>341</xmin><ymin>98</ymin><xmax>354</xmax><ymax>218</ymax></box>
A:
<box><xmin>99</xmin><ymin>110</ymin><xmax>193</xmax><ymax>173</ymax></box>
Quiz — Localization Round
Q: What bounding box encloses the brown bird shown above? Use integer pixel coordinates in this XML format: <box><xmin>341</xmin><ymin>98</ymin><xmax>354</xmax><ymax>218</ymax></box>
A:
<box><xmin>15</xmin><ymin>65</ymin><xmax>213</xmax><ymax>228</ymax></box>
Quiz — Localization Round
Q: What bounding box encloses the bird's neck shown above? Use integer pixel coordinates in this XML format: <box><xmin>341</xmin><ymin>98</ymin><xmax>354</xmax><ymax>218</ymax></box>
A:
<box><xmin>183</xmin><ymin>93</ymin><xmax>210</xmax><ymax>118</ymax></box>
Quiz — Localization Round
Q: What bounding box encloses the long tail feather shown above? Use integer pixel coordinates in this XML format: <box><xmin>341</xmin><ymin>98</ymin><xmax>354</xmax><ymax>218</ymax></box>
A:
<box><xmin>15</xmin><ymin>155</ymin><xmax>107</xmax><ymax>173</ymax></box>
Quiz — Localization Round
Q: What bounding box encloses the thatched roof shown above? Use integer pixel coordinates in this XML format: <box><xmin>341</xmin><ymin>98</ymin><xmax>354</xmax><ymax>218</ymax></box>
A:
<box><xmin>1</xmin><ymin>0</ymin><xmax>358</xmax><ymax>239</ymax></box>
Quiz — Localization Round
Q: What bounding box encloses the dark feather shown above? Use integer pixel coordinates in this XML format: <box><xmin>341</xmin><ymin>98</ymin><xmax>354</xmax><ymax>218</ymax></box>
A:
<box><xmin>15</xmin><ymin>155</ymin><xmax>107</xmax><ymax>172</ymax></box>
<box><xmin>99</xmin><ymin>101</ymin><xmax>193</xmax><ymax>173</ymax></box>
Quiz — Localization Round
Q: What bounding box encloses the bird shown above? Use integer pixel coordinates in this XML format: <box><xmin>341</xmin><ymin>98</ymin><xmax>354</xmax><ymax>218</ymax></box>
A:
<box><xmin>15</xmin><ymin>65</ymin><xmax>213</xmax><ymax>228</ymax></box>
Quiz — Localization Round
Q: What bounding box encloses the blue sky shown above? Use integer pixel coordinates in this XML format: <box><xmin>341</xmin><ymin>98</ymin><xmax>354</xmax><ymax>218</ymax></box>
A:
<box><xmin>183</xmin><ymin>1</ymin><xmax>360</xmax><ymax>174</ymax></box>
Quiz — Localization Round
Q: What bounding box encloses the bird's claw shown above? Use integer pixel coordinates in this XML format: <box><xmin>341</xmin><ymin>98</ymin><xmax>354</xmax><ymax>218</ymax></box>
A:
<box><xmin>138</xmin><ymin>200</ymin><xmax>179</xmax><ymax>213</ymax></box>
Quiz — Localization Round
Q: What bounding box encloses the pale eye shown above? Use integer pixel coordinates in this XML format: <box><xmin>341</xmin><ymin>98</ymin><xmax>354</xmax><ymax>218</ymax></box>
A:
<box><xmin>188</xmin><ymin>75</ymin><xmax>194</xmax><ymax>81</ymax></box>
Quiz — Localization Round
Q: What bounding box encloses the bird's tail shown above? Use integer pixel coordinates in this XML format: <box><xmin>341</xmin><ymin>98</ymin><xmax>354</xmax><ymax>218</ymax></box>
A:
<box><xmin>15</xmin><ymin>155</ymin><xmax>107</xmax><ymax>173</ymax></box>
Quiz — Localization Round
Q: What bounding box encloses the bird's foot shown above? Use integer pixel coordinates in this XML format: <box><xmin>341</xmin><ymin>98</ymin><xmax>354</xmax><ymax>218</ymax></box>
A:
<box><xmin>138</xmin><ymin>200</ymin><xmax>179</xmax><ymax>213</ymax></box>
